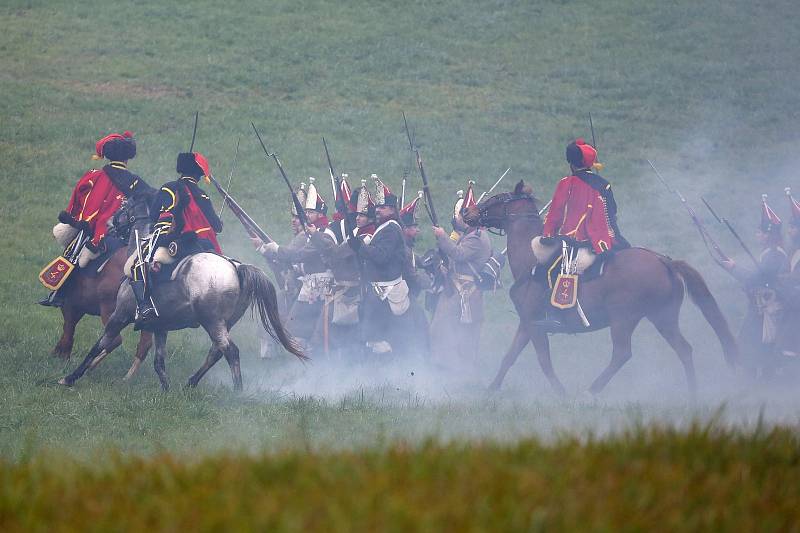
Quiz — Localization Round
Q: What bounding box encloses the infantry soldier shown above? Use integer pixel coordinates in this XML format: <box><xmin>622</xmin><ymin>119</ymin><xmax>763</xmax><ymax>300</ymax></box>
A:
<box><xmin>252</xmin><ymin>202</ymin><xmax>304</xmax><ymax>359</ymax></box>
<box><xmin>257</xmin><ymin>178</ymin><xmax>332</xmax><ymax>354</ymax></box>
<box><xmin>721</xmin><ymin>195</ymin><xmax>788</xmax><ymax>378</ymax></box>
<box><xmin>129</xmin><ymin>151</ymin><xmax>223</xmax><ymax>327</ymax></box>
<box><xmin>777</xmin><ymin>188</ymin><xmax>800</xmax><ymax>358</ymax></box>
<box><xmin>309</xmin><ymin>178</ymin><xmax>375</xmax><ymax>359</ymax></box>
<box><xmin>41</xmin><ymin>131</ymin><xmax>148</xmax><ymax>307</ymax></box>
<box><xmin>533</xmin><ymin>138</ymin><xmax>628</xmax><ymax>274</ymax></box>
<box><xmin>350</xmin><ymin>175</ymin><xmax>412</xmax><ymax>356</ymax></box>
<box><xmin>400</xmin><ymin>190</ymin><xmax>432</xmax><ymax>358</ymax></box>
<box><xmin>430</xmin><ymin>181</ymin><xmax>492</xmax><ymax>368</ymax></box>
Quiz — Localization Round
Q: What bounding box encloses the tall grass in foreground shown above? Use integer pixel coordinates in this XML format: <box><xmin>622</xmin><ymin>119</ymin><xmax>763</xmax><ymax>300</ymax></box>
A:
<box><xmin>1</xmin><ymin>424</ymin><xmax>798</xmax><ymax>531</ymax></box>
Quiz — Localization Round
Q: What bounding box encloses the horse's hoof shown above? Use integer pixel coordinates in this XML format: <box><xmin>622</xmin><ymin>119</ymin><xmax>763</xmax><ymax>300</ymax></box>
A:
<box><xmin>57</xmin><ymin>377</ymin><xmax>72</xmax><ymax>387</ymax></box>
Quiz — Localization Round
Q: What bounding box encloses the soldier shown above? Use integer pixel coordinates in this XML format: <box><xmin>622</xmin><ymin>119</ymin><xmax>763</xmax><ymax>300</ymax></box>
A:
<box><xmin>721</xmin><ymin>195</ymin><xmax>788</xmax><ymax>378</ymax></box>
<box><xmin>129</xmin><ymin>152</ymin><xmax>223</xmax><ymax>327</ymax></box>
<box><xmin>400</xmin><ymin>190</ymin><xmax>432</xmax><ymax>358</ymax></box>
<box><xmin>252</xmin><ymin>207</ymin><xmax>304</xmax><ymax>359</ymax></box>
<box><xmin>430</xmin><ymin>181</ymin><xmax>492</xmax><ymax>369</ymax></box>
<box><xmin>41</xmin><ymin>131</ymin><xmax>148</xmax><ymax>307</ymax></box>
<box><xmin>258</xmin><ymin>178</ymin><xmax>332</xmax><ymax>354</ymax></box>
<box><xmin>533</xmin><ymin>138</ymin><xmax>628</xmax><ymax>274</ymax></box>
<box><xmin>777</xmin><ymin>188</ymin><xmax>800</xmax><ymax>358</ymax></box>
<box><xmin>309</xmin><ymin>178</ymin><xmax>375</xmax><ymax>359</ymax></box>
<box><xmin>349</xmin><ymin>175</ymin><xmax>412</xmax><ymax>356</ymax></box>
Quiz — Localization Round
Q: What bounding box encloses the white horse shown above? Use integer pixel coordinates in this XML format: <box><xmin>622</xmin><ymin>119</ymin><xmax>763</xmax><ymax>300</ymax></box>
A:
<box><xmin>59</xmin><ymin>253</ymin><xmax>306</xmax><ymax>391</ymax></box>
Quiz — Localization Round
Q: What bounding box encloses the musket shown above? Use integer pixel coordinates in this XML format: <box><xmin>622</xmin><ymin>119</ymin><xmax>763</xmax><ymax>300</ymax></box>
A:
<box><xmin>403</xmin><ymin>111</ymin><xmax>439</xmax><ymax>226</ymax></box>
<box><xmin>218</xmin><ymin>136</ymin><xmax>240</xmax><ymax>219</ymax></box>
<box><xmin>322</xmin><ymin>137</ymin><xmax>348</xmax><ymax>217</ymax></box>
<box><xmin>251</xmin><ymin>122</ymin><xmax>309</xmax><ymax>230</ymax></box>
<box><xmin>208</xmin><ymin>174</ymin><xmax>274</xmax><ymax>243</ymax></box>
<box><xmin>647</xmin><ymin>160</ymin><xmax>729</xmax><ymax>265</ymax></box>
<box><xmin>477</xmin><ymin>168</ymin><xmax>511</xmax><ymax>204</ymax></box>
<box><xmin>189</xmin><ymin>111</ymin><xmax>199</xmax><ymax>152</ymax></box>
<box><xmin>701</xmin><ymin>196</ymin><xmax>759</xmax><ymax>268</ymax></box>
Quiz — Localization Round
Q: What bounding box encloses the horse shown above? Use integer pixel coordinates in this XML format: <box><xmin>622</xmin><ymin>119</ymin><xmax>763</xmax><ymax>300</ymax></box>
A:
<box><xmin>49</xmin><ymin>194</ymin><xmax>153</xmax><ymax>380</ymax></box>
<box><xmin>58</xmin><ymin>210</ymin><xmax>306</xmax><ymax>391</ymax></box>
<box><xmin>464</xmin><ymin>180</ymin><xmax>738</xmax><ymax>396</ymax></box>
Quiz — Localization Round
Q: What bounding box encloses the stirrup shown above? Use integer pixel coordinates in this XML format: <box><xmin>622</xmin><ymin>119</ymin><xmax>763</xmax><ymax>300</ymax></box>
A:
<box><xmin>531</xmin><ymin>318</ymin><xmax>568</xmax><ymax>333</ymax></box>
<box><xmin>38</xmin><ymin>293</ymin><xmax>64</xmax><ymax>308</ymax></box>
<box><xmin>134</xmin><ymin>306</ymin><xmax>158</xmax><ymax>330</ymax></box>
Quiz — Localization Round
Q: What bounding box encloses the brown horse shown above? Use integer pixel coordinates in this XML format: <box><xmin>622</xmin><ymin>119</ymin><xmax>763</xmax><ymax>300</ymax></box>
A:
<box><xmin>50</xmin><ymin>248</ymin><xmax>152</xmax><ymax>378</ymax></box>
<box><xmin>465</xmin><ymin>181</ymin><xmax>738</xmax><ymax>396</ymax></box>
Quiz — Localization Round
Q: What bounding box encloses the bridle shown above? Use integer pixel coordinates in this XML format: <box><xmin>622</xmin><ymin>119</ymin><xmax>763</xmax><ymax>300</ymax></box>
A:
<box><xmin>474</xmin><ymin>192</ymin><xmax>541</xmax><ymax>236</ymax></box>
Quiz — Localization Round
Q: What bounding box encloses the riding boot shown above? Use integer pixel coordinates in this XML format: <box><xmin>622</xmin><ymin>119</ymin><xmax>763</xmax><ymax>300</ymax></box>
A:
<box><xmin>38</xmin><ymin>290</ymin><xmax>64</xmax><ymax>308</ymax></box>
<box><xmin>131</xmin><ymin>279</ymin><xmax>157</xmax><ymax>329</ymax></box>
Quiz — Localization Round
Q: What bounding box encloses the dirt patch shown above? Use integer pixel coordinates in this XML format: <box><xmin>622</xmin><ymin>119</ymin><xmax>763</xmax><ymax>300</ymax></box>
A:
<box><xmin>60</xmin><ymin>80</ymin><xmax>190</xmax><ymax>100</ymax></box>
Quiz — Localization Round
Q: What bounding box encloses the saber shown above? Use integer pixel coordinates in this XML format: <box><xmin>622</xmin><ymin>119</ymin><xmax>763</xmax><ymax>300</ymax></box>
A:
<box><xmin>589</xmin><ymin>112</ymin><xmax>597</xmax><ymax>151</ymax></box>
<box><xmin>189</xmin><ymin>112</ymin><xmax>199</xmax><ymax>152</ymax></box>
<box><xmin>251</xmin><ymin>122</ymin><xmax>309</xmax><ymax>230</ymax></box>
<box><xmin>538</xmin><ymin>199</ymin><xmax>552</xmax><ymax>216</ymax></box>
<box><xmin>400</xmin><ymin>174</ymin><xmax>407</xmax><ymax>208</ymax></box>
<box><xmin>218</xmin><ymin>136</ymin><xmax>240</xmax><ymax>219</ymax></box>
<box><xmin>477</xmin><ymin>167</ymin><xmax>511</xmax><ymax>203</ymax></box>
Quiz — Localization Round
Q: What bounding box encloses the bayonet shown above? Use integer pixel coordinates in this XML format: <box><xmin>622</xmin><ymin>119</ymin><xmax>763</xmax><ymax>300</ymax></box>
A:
<box><xmin>701</xmin><ymin>195</ymin><xmax>759</xmax><ymax>268</ymax></box>
<box><xmin>322</xmin><ymin>137</ymin><xmax>347</xmax><ymax>217</ymax></box>
<box><xmin>251</xmin><ymin>122</ymin><xmax>308</xmax><ymax>230</ymax></box>
<box><xmin>647</xmin><ymin>160</ymin><xmax>729</xmax><ymax>265</ymax></box>
<box><xmin>218</xmin><ymin>136</ymin><xmax>240</xmax><ymax>219</ymax></box>
<box><xmin>477</xmin><ymin>168</ymin><xmax>511</xmax><ymax>204</ymax></box>
<box><xmin>402</xmin><ymin>111</ymin><xmax>439</xmax><ymax>226</ymax></box>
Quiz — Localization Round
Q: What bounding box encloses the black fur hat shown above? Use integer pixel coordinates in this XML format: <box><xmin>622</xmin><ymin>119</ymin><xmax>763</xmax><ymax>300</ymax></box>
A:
<box><xmin>101</xmin><ymin>136</ymin><xmax>136</xmax><ymax>161</ymax></box>
<box><xmin>177</xmin><ymin>152</ymin><xmax>204</xmax><ymax>178</ymax></box>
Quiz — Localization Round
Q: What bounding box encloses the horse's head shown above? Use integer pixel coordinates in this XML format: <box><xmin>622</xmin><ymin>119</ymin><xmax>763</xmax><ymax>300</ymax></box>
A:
<box><xmin>464</xmin><ymin>179</ymin><xmax>541</xmax><ymax>235</ymax></box>
<box><xmin>111</xmin><ymin>187</ymin><xmax>157</xmax><ymax>245</ymax></box>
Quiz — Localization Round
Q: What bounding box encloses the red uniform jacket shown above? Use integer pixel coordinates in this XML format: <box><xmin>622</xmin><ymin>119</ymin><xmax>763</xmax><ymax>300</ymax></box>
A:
<box><xmin>153</xmin><ymin>177</ymin><xmax>223</xmax><ymax>253</ymax></box>
<box><xmin>65</xmin><ymin>168</ymin><xmax>125</xmax><ymax>247</ymax></box>
<box><xmin>542</xmin><ymin>171</ymin><xmax>617</xmax><ymax>254</ymax></box>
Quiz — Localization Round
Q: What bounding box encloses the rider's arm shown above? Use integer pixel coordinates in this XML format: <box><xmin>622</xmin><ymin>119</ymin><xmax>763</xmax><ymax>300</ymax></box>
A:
<box><xmin>152</xmin><ymin>184</ymin><xmax>180</xmax><ymax>248</ymax></box>
<box><xmin>586</xmin><ymin>193</ymin><xmax>615</xmax><ymax>254</ymax></box>
<box><xmin>541</xmin><ymin>177</ymin><xmax>570</xmax><ymax>238</ymax></box>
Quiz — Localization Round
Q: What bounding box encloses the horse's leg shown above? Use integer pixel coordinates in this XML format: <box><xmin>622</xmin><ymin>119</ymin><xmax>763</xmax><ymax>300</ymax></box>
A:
<box><xmin>649</xmin><ymin>314</ymin><xmax>697</xmax><ymax>397</ymax></box>
<box><xmin>222</xmin><ymin>337</ymin><xmax>243</xmax><ymax>392</ymax></box>
<box><xmin>589</xmin><ymin>318</ymin><xmax>639</xmax><ymax>395</ymax></box>
<box><xmin>88</xmin><ymin>301</ymin><xmax>124</xmax><ymax>370</ymax></box>
<box><xmin>186</xmin><ymin>347</ymin><xmax>224</xmax><ymax>389</ymax></box>
<box><xmin>59</xmin><ymin>311</ymin><xmax>131</xmax><ymax>386</ymax></box>
<box><xmin>53</xmin><ymin>304</ymin><xmax>83</xmax><ymax>360</ymax></box>
<box><xmin>153</xmin><ymin>330</ymin><xmax>169</xmax><ymax>392</ymax></box>
<box><xmin>488</xmin><ymin>322</ymin><xmax>530</xmax><ymax>391</ymax></box>
<box><xmin>123</xmin><ymin>331</ymin><xmax>153</xmax><ymax>381</ymax></box>
<box><xmin>530</xmin><ymin>328</ymin><xmax>567</xmax><ymax>396</ymax></box>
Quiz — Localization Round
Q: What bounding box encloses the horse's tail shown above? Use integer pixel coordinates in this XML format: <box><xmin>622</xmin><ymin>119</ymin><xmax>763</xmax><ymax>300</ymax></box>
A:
<box><xmin>236</xmin><ymin>263</ymin><xmax>308</xmax><ymax>361</ymax></box>
<box><xmin>670</xmin><ymin>259</ymin><xmax>738</xmax><ymax>367</ymax></box>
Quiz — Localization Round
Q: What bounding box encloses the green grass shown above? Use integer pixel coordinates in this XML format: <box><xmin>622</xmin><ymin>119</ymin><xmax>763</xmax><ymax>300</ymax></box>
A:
<box><xmin>1</xmin><ymin>0</ymin><xmax>799</xmax><ymax>462</ymax></box>
<box><xmin>2</xmin><ymin>424</ymin><xmax>799</xmax><ymax>531</ymax></box>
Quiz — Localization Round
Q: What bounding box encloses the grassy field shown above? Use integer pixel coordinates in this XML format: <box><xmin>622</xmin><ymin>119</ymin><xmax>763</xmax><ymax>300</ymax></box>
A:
<box><xmin>1</xmin><ymin>0</ymin><xmax>800</xmax><ymax>527</ymax></box>
<box><xmin>2</xmin><ymin>425</ymin><xmax>799</xmax><ymax>531</ymax></box>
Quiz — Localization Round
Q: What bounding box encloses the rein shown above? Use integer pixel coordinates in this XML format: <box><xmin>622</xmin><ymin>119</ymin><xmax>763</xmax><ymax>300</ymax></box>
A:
<box><xmin>476</xmin><ymin>192</ymin><xmax>541</xmax><ymax>236</ymax></box>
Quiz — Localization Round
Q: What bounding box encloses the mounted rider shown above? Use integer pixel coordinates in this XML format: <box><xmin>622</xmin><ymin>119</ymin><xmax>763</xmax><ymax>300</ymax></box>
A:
<box><xmin>40</xmin><ymin>131</ymin><xmax>150</xmax><ymax>307</ymax></box>
<box><xmin>130</xmin><ymin>152</ymin><xmax>223</xmax><ymax>327</ymax></box>
<box><xmin>533</xmin><ymin>138</ymin><xmax>628</xmax><ymax>274</ymax></box>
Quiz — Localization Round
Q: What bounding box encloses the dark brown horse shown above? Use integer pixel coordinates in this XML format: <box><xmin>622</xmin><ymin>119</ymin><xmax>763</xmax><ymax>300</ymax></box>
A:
<box><xmin>51</xmin><ymin>249</ymin><xmax>152</xmax><ymax>378</ymax></box>
<box><xmin>49</xmin><ymin>193</ymin><xmax>153</xmax><ymax>379</ymax></box>
<box><xmin>465</xmin><ymin>181</ymin><xmax>738</xmax><ymax>396</ymax></box>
